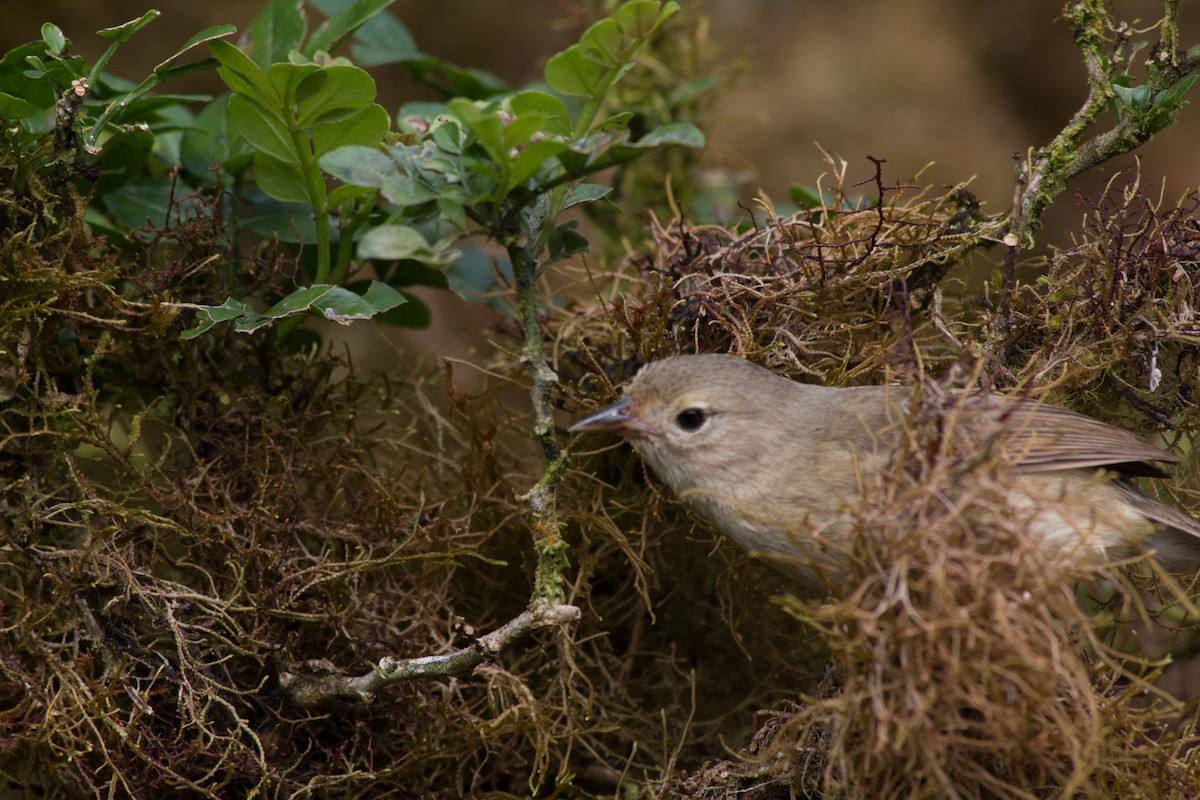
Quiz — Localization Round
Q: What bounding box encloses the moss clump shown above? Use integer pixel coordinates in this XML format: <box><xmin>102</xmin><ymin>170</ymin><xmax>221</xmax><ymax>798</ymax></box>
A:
<box><xmin>5</xmin><ymin>123</ymin><xmax>1200</xmax><ymax>799</ymax></box>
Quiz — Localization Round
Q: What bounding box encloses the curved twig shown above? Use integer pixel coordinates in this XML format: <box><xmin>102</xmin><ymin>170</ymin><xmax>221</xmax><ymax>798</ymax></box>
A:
<box><xmin>280</xmin><ymin>602</ymin><xmax>581</xmax><ymax>707</ymax></box>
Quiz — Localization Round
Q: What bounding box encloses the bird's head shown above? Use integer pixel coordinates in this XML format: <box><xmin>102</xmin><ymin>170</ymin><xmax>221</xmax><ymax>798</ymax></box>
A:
<box><xmin>569</xmin><ymin>354</ymin><xmax>783</xmax><ymax>492</ymax></box>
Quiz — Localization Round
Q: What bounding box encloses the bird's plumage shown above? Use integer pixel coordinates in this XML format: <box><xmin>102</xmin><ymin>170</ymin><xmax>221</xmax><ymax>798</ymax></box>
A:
<box><xmin>571</xmin><ymin>353</ymin><xmax>1200</xmax><ymax>588</ymax></box>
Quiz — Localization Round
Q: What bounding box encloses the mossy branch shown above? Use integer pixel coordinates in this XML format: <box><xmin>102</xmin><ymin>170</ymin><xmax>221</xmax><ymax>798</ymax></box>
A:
<box><xmin>280</xmin><ymin>602</ymin><xmax>581</xmax><ymax>707</ymax></box>
<box><xmin>279</xmin><ymin>202</ymin><xmax>579</xmax><ymax>709</ymax></box>
<box><xmin>1008</xmin><ymin>0</ymin><xmax>1200</xmax><ymax>248</ymax></box>
<box><xmin>511</xmin><ymin>199</ymin><xmax>572</xmax><ymax>606</ymax></box>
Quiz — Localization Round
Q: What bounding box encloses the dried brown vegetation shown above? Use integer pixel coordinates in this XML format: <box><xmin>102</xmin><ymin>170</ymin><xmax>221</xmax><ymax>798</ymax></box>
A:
<box><xmin>557</xmin><ymin>163</ymin><xmax>1200</xmax><ymax>798</ymax></box>
<box><xmin>5</xmin><ymin>152</ymin><xmax>1200</xmax><ymax>798</ymax></box>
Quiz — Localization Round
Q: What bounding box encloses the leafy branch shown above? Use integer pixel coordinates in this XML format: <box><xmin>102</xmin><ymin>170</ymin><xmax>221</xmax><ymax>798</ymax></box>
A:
<box><xmin>255</xmin><ymin>0</ymin><xmax>701</xmax><ymax>700</ymax></box>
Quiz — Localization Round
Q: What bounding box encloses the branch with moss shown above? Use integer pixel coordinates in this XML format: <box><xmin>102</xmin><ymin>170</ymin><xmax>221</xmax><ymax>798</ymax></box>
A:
<box><xmin>278</xmin><ymin>163</ymin><xmax>580</xmax><ymax>712</ymax></box>
<box><xmin>976</xmin><ymin>0</ymin><xmax>1200</xmax><ymax>341</ymax></box>
<box><xmin>1008</xmin><ymin>0</ymin><xmax>1199</xmax><ymax>247</ymax></box>
<box><xmin>280</xmin><ymin>602</ymin><xmax>581</xmax><ymax>706</ymax></box>
<box><xmin>511</xmin><ymin>201</ymin><xmax>574</xmax><ymax>607</ymax></box>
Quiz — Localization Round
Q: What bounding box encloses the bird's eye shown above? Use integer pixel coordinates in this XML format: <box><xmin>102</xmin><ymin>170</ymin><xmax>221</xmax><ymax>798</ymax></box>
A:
<box><xmin>675</xmin><ymin>407</ymin><xmax>707</xmax><ymax>432</ymax></box>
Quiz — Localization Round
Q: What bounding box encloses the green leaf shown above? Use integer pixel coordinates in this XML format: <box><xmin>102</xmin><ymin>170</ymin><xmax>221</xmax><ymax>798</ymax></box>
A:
<box><xmin>545</xmin><ymin>45</ymin><xmax>605</xmax><ymax>97</ymax></box>
<box><xmin>447</xmin><ymin>97</ymin><xmax>506</xmax><ymax>162</ymax></box>
<box><xmin>304</xmin><ymin>0</ymin><xmax>393</xmax><ymax>56</ymax></box>
<box><xmin>0</xmin><ymin>43</ymin><xmax>66</xmax><ymax>122</ymax></box>
<box><xmin>438</xmin><ymin>198</ymin><xmax>467</xmax><ymax>231</ymax></box>
<box><xmin>89</xmin><ymin>11</ymin><xmax>162</xmax><ymax>89</ymax></box>
<box><xmin>508</xmin><ymin>140</ymin><xmax>569</xmax><ymax>189</ymax></box>
<box><xmin>98</xmin><ymin>10</ymin><xmax>161</xmax><ymax>43</ymax></box>
<box><xmin>94</xmin><ymin>124</ymin><xmax>155</xmax><ymax>192</ymax></box>
<box><xmin>561</xmin><ymin>131</ymin><xmax>608</xmax><ymax>161</ymax></box>
<box><xmin>41</xmin><ymin>23</ymin><xmax>66</xmax><ymax>55</ymax></box>
<box><xmin>246</xmin><ymin>0</ymin><xmax>307</xmax><ymax>69</ymax></box>
<box><xmin>1112</xmin><ymin>82</ymin><xmax>1150</xmax><ymax>110</ymax></box>
<box><xmin>106</xmin><ymin>93</ymin><xmax>210</xmax><ymax>126</ymax></box>
<box><xmin>0</xmin><ymin>92</ymin><xmax>36</xmax><ymax>119</ymax></box>
<box><xmin>546</xmin><ymin>219</ymin><xmax>590</xmax><ymax>270</ymax></box>
<box><xmin>267</xmin><ymin>61</ymin><xmax>321</xmax><ymax>109</ymax></box>
<box><xmin>397</xmin><ymin>102</ymin><xmax>447</xmax><ymax>131</ymax></box>
<box><xmin>597</xmin><ymin>111</ymin><xmax>634</xmax><ymax>130</ymax></box>
<box><xmin>180</xmin><ymin>298</ymin><xmax>254</xmax><ymax>339</ymax></box>
<box><xmin>445</xmin><ymin>245</ymin><xmax>503</xmax><ymax>304</ymax></box>
<box><xmin>579</xmin><ymin>19</ymin><xmax>624</xmax><ymax>66</ymax></box>
<box><xmin>345</xmin><ymin>11</ymin><xmax>421</xmax><ymax>66</ymax></box>
<box><xmin>603</xmin><ymin>122</ymin><xmax>704</xmax><ymax>167</ymax></box>
<box><xmin>153</xmin><ymin>25</ymin><xmax>237</xmax><ymax>75</ymax></box>
<box><xmin>320</xmin><ymin>144</ymin><xmax>396</xmax><ymax>187</ymax></box>
<box><xmin>359</xmin><ymin>224</ymin><xmax>460</xmax><ymax>266</ymax></box>
<box><xmin>358</xmin><ymin>224</ymin><xmax>431</xmax><ymax>258</ymax></box>
<box><xmin>616</xmin><ymin>0</ymin><xmax>677</xmax><ymax>39</ymax></box>
<box><xmin>295</xmin><ymin>65</ymin><xmax>377</xmax><ymax>127</ymax></box>
<box><xmin>373</xmin><ymin>291</ymin><xmax>430</xmax><ymax>328</ymax></box>
<box><xmin>254</xmin><ymin>153</ymin><xmax>313</xmax><ymax>203</ymax></box>
<box><xmin>313</xmin><ymin>103</ymin><xmax>389</xmax><ymax>157</ymax></box>
<box><xmin>210</xmin><ymin>39</ymin><xmax>278</xmax><ymax>104</ymax></box>
<box><xmin>100</xmin><ymin>176</ymin><xmax>176</xmax><ymax>231</ymax></box>
<box><xmin>182</xmin><ymin>281</ymin><xmax>407</xmax><ymax>335</ymax></box>
<box><xmin>1156</xmin><ymin>74</ymin><xmax>1197</xmax><ymax>110</ymax></box>
<box><xmin>326</xmin><ymin>184</ymin><xmax>375</xmax><ymax>207</ymax></box>
<box><xmin>562</xmin><ymin>182</ymin><xmax>613</xmax><ymax>209</ymax></box>
<box><xmin>181</xmin><ymin>94</ymin><xmax>238</xmax><ymax>179</ymax></box>
<box><xmin>668</xmin><ymin>75</ymin><xmax>715</xmax><ymax>107</ymax></box>
<box><xmin>228</xmin><ymin>93</ymin><xmax>296</xmax><ymax>163</ymax></box>
<box><xmin>253</xmin><ymin>285</ymin><xmax>338</xmax><ymax>329</ymax></box>
<box><xmin>510</xmin><ymin>90</ymin><xmax>571</xmax><ymax>137</ymax></box>
<box><xmin>241</xmin><ymin>199</ymin><xmax>317</xmax><ymax>242</ymax></box>
<box><xmin>430</xmin><ymin>118</ymin><xmax>464</xmax><ymax>153</ymax></box>
<box><xmin>790</xmin><ymin>184</ymin><xmax>823</xmax><ymax>208</ymax></box>
<box><xmin>636</xmin><ymin>122</ymin><xmax>705</xmax><ymax>147</ymax></box>
<box><xmin>312</xmin><ymin>281</ymin><xmax>407</xmax><ymax>323</ymax></box>
<box><xmin>380</xmin><ymin>175</ymin><xmax>436</xmax><ymax>205</ymax></box>
<box><xmin>384</xmin><ymin>260</ymin><xmax>450</xmax><ymax>290</ymax></box>
<box><xmin>23</xmin><ymin>55</ymin><xmax>48</xmax><ymax>76</ymax></box>
<box><xmin>435</xmin><ymin>63</ymin><xmax>509</xmax><ymax>99</ymax></box>
<box><xmin>503</xmin><ymin>114</ymin><xmax>548</xmax><ymax>149</ymax></box>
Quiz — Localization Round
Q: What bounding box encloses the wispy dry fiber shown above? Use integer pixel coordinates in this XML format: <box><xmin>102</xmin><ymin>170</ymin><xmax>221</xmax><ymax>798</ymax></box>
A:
<box><xmin>754</xmin><ymin>381</ymin><xmax>1197</xmax><ymax>799</ymax></box>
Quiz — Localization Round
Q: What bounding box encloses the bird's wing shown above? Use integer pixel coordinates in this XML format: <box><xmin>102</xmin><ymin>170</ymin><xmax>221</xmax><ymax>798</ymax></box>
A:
<box><xmin>975</xmin><ymin>397</ymin><xmax>1180</xmax><ymax>478</ymax></box>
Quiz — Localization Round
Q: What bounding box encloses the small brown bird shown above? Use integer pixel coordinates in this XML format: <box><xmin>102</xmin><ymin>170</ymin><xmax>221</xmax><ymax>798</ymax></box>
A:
<box><xmin>570</xmin><ymin>354</ymin><xmax>1200</xmax><ymax>589</ymax></box>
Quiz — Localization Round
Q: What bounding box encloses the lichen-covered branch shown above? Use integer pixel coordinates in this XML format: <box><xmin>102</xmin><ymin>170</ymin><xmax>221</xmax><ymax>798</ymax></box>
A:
<box><xmin>1008</xmin><ymin>0</ymin><xmax>1200</xmax><ymax>246</ymax></box>
<box><xmin>511</xmin><ymin>199</ymin><xmax>572</xmax><ymax>606</ymax></box>
<box><xmin>279</xmin><ymin>199</ymin><xmax>582</xmax><ymax>710</ymax></box>
<box><xmin>280</xmin><ymin>602</ymin><xmax>581</xmax><ymax>707</ymax></box>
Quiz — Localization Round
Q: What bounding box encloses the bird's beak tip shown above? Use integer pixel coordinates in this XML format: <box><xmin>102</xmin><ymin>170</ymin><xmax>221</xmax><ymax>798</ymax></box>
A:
<box><xmin>569</xmin><ymin>396</ymin><xmax>635</xmax><ymax>434</ymax></box>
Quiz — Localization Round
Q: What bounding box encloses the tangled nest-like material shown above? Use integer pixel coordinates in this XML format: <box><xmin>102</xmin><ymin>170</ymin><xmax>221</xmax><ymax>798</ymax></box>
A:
<box><xmin>554</xmin><ymin>167</ymin><xmax>1200</xmax><ymax>798</ymax></box>
<box><xmin>5</xmin><ymin>153</ymin><xmax>1200</xmax><ymax>797</ymax></box>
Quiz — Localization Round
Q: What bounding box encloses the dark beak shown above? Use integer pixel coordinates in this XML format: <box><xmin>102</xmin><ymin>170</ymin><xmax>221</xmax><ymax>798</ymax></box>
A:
<box><xmin>569</xmin><ymin>396</ymin><xmax>635</xmax><ymax>433</ymax></box>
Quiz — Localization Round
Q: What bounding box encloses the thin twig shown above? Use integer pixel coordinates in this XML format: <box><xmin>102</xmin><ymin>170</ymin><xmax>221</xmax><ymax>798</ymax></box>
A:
<box><xmin>279</xmin><ymin>603</ymin><xmax>581</xmax><ymax>706</ymax></box>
